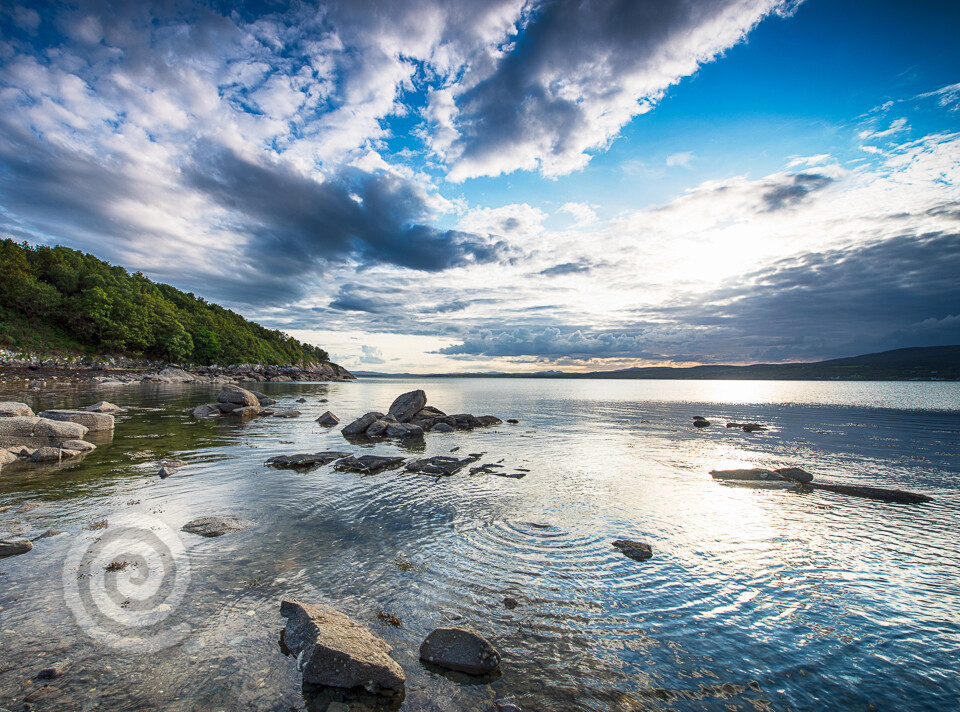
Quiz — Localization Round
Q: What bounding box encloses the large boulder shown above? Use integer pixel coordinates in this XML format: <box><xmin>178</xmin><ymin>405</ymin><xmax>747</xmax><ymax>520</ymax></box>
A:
<box><xmin>419</xmin><ymin>627</ymin><xmax>501</xmax><ymax>675</ymax></box>
<box><xmin>38</xmin><ymin>410</ymin><xmax>114</xmax><ymax>432</ymax></box>
<box><xmin>33</xmin><ymin>418</ymin><xmax>89</xmax><ymax>439</ymax></box>
<box><xmin>387</xmin><ymin>390</ymin><xmax>427</xmax><ymax>423</ymax></box>
<box><xmin>217</xmin><ymin>385</ymin><xmax>259</xmax><ymax>407</ymax></box>
<box><xmin>0</xmin><ymin>417</ymin><xmax>40</xmax><ymax>437</ymax></box>
<box><xmin>384</xmin><ymin>422</ymin><xmax>424</xmax><ymax>439</ymax></box>
<box><xmin>280</xmin><ymin>598</ymin><xmax>405</xmax><ymax>693</ymax></box>
<box><xmin>0</xmin><ymin>402</ymin><xmax>33</xmax><ymax>417</ymax></box>
<box><xmin>342</xmin><ymin>412</ymin><xmax>384</xmax><ymax>437</ymax></box>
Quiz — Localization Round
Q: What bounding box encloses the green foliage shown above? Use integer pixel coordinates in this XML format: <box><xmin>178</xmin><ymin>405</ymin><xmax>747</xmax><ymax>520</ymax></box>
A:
<box><xmin>0</xmin><ymin>239</ymin><xmax>330</xmax><ymax>366</ymax></box>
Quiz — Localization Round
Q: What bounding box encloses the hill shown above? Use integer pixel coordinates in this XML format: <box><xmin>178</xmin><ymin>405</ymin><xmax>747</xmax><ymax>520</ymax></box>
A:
<box><xmin>0</xmin><ymin>239</ymin><xmax>332</xmax><ymax>368</ymax></box>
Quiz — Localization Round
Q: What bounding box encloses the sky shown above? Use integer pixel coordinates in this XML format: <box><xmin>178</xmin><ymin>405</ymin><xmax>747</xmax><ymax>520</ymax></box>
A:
<box><xmin>0</xmin><ymin>0</ymin><xmax>958</xmax><ymax>373</ymax></box>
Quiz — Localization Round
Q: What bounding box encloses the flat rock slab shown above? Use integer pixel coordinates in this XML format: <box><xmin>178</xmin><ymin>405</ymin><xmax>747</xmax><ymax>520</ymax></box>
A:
<box><xmin>38</xmin><ymin>410</ymin><xmax>114</xmax><ymax>431</ymax></box>
<box><xmin>0</xmin><ymin>538</ymin><xmax>34</xmax><ymax>558</ymax></box>
<box><xmin>280</xmin><ymin>598</ymin><xmax>405</xmax><ymax>692</ymax></box>
<box><xmin>709</xmin><ymin>468</ymin><xmax>784</xmax><ymax>482</ymax></box>
<box><xmin>612</xmin><ymin>539</ymin><xmax>653</xmax><ymax>562</ymax></box>
<box><xmin>335</xmin><ymin>455</ymin><xmax>406</xmax><ymax>475</ymax></box>
<box><xmin>406</xmin><ymin>455</ymin><xmax>479</xmax><ymax>476</ymax></box>
<box><xmin>0</xmin><ymin>402</ymin><xmax>34</xmax><ymax>417</ymax></box>
<box><xmin>813</xmin><ymin>483</ymin><xmax>932</xmax><ymax>504</ymax></box>
<box><xmin>266</xmin><ymin>452</ymin><xmax>351</xmax><ymax>469</ymax></box>
<box><xmin>419</xmin><ymin>627</ymin><xmax>501</xmax><ymax>675</ymax></box>
<box><xmin>774</xmin><ymin>467</ymin><xmax>815</xmax><ymax>484</ymax></box>
<box><xmin>181</xmin><ymin>516</ymin><xmax>251</xmax><ymax>537</ymax></box>
<box><xmin>85</xmin><ymin>401</ymin><xmax>124</xmax><ymax>413</ymax></box>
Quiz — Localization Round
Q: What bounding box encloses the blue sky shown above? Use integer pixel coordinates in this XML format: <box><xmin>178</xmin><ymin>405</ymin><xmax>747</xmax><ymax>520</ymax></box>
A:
<box><xmin>0</xmin><ymin>0</ymin><xmax>958</xmax><ymax>371</ymax></box>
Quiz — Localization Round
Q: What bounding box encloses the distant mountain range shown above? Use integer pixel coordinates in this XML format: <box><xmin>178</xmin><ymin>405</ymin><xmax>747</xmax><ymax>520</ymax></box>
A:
<box><xmin>354</xmin><ymin>345</ymin><xmax>960</xmax><ymax>381</ymax></box>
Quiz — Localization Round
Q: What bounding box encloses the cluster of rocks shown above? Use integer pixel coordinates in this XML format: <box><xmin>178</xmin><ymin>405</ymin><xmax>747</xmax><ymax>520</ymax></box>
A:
<box><xmin>342</xmin><ymin>390</ymin><xmax>502</xmax><ymax>440</ymax></box>
<box><xmin>191</xmin><ymin>385</ymin><xmax>311</xmax><ymax>420</ymax></box>
<box><xmin>0</xmin><ymin>401</ymin><xmax>108</xmax><ymax>475</ymax></box>
<box><xmin>280</xmin><ymin>598</ymin><xmax>501</xmax><ymax>700</ymax></box>
<box><xmin>692</xmin><ymin>416</ymin><xmax>767</xmax><ymax>432</ymax></box>
<box><xmin>710</xmin><ymin>466</ymin><xmax>932</xmax><ymax>504</ymax></box>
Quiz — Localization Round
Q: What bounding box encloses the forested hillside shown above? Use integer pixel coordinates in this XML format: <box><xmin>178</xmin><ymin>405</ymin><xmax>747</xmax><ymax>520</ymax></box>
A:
<box><xmin>0</xmin><ymin>239</ymin><xmax>330</xmax><ymax>366</ymax></box>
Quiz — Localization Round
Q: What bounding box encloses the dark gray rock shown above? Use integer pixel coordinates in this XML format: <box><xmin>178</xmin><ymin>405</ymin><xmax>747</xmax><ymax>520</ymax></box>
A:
<box><xmin>265</xmin><ymin>452</ymin><xmax>350</xmax><ymax>469</ymax></box>
<box><xmin>812</xmin><ymin>482</ymin><xmax>932</xmax><ymax>504</ymax></box>
<box><xmin>612</xmin><ymin>539</ymin><xmax>653</xmax><ymax>562</ymax></box>
<box><xmin>192</xmin><ymin>403</ymin><xmax>221</xmax><ymax>417</ymax></box>
<box><xmin>296</xmin><ymin>397</ymin><xmax>308</xmax><ymax>403</ymax></box>
<box><xmin>693</xmin><ymin>418</ymin><xmax>711</xmax><ymax>428</ymax></box>
<box><xmin>335</xmin><ymin>455</ymin><xmax>406</xmax><ymax>474</ymax></box>
<box><xmin>366</xmin><ymin>419</ymin><xmax>389</xmax><ymax>438</ymax></box>
<box><xmin>475</xmin><ymin>415</ymin><xmax>503</xmax><ymax>426</ymax></box>
<box><xmin>316</xmin><ymin>411</ymin><xmax>340</xmax><ymax>426</ymax></box>
<box><xmin>506</xmin><ymin>419</ymin><xmax>519</xmax><ymax>424</ymax></box>
<box><xmin>34</xmin><ymin>529</ymin><xmax>66</xmax><ymax>539</ymax></box>
<box><xmin>502</xmin><ymin>597</ymin><xmax>518</xmax><ymax>610</ymax></box>
<box><xmin>419</xmin><ymin>627</ymin><xmax>501</xmax><ymax>675</ymax></box>
<box><xmin>406</xmin><ymin>455</ymin><xmax>478</xmax><ymax>476</ymax></box>
<box><xmin>280</xmin><ymin>598</ymin><xmax>405</xmax><ymax>693</ymax></box>
<box><xmin>217</xmin><ymin>385</ymin><xmax>259</xmax><ymax>407</ymax></box>
<box><xmin>0</xmin><ymin>538</ymin><xmax>33</xmax><ymax>558</ymax></box>
<box><xmin>429</xmin><ymin>422</ymin><xmax>455</xmax><ymax>433</ymax></box>
<box><xmin>157</xmin><ymin>466</ymin><xmax>177</xmax><ymax>479</ymax></box>
<box><xmin>774</xmin><ymin>467</ymin><xmax>814</xmax><ymax>484</ymax></box>
<box><xmin>273</xmin><ymin>410</ymin><xmax>301</xmax><ymax>418</ymax></box>
<box><xmin>384</xmin><ymin>422</ymin><xmax>424</xmax><ymax>439</ymax></box>
<box><xmin>387</xmin><ymin>390</ymin><xmax>427</xmax><ymax>423</ymax></box>
<box><xmin>181</xmin><ymin>516</ymin><xmax>251</xmax><ymax>537</ymax></box>
<box><xmin>30</xmin><ymin>447</ymin><xmax>68</xmax><ymax>463</ymax></box>
<box><xmin>342</xmin><ymin>412</ymin><xmax>384</xmax><ymax>437</ymax></box>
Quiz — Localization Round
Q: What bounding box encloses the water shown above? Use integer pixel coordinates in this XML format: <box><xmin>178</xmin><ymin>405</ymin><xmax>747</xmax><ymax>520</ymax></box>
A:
<box><xmin>1</xmin><ymin>377</ymin><xmax>959</xmax><ymax>711</ymax></box>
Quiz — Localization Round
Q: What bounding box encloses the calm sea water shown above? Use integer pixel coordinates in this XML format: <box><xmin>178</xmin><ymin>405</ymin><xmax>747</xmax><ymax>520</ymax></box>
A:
<box><xmin>1</xmin><ymin>378</ymin><xmax>959</xmax><ymax>712</ymax></box>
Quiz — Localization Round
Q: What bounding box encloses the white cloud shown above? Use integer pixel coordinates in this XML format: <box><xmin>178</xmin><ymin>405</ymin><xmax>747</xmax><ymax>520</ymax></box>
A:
<box><xmin>666</xmin><ymin>151</ymin><xmax>695</xmax><ymax>168</ymax></box>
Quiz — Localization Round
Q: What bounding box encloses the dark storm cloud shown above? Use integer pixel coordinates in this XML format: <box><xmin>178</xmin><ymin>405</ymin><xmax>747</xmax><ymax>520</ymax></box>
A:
<box><xmin>439</xmin><ymin>233</ymin><xmax>960</xmax><ymax>362</ymax></box>
<box><xmin>185</xmin><ymin>142</ymin><xmax>506</xmax><ymax>276</ymax></box>
<box><xmin>328</xmin><ymin>283</ymin><xmax>403</xmax><ymax>314</ymax></box>
<box><xmin>761</xmin><ymin>173</ymin><xmax>834</xmax><ymax>211</ymax></box>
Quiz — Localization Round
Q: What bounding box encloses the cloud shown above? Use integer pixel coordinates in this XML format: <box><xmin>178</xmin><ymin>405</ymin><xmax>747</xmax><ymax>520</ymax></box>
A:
<box><xmin>438</xmin><ymin>0</ymin><xmax>796</xmax><ymax>179</ymax></box>
<box><xmin>359</xmin><ymin>345</ymin><xmax>385</xmax><ymax>364</ymax></box>
<box><xmin>666</xmin><ymin>151</ymin><xmax>695</xmax><ymax>168</ymax></box>
<box><xmin>760</xmin><ymin>172</ymin><xmax>834</xmax><ymax>211</ymax></box>
<box><xmin>558</xmin><ymin>202</ymin><xmax>597</xmax><ymax>226</ymax></box>
<box><xmin>538</xmin><ymin>260</ymin><xmax>592</xmax><ymax>277</ymax></box>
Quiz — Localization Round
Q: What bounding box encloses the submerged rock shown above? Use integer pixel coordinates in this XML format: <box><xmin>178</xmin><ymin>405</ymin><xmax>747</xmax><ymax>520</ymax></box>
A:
<box><xmin>419</xmin><ymin>627</ymin><xmax>501</xmax><ymax>675</ymax></box>
<box><xmin>335</xmin><ymin>455</ymin><xmax>406</xmax><ymax>475</ymax></box>
<box><xmin>30</xmin><ymin>446</ymin><xmax>79</xmax><ymax>463</ymax></box>
<box><xmin>280</xmin><ymin>598</ymin><xmax>405</xmax><ymax>693</ymax></box>
<box><xmin>38</xmin><ymin>410</ymin><xmax>114</xmax><ymax>431</ymax></box>
<box><xmin>181</xmin><ymin>516</ymin><xmax>251</xmax><ymax>537</ymax></box>
<box><xmin>61</xmin><ymin>440</ymin><xmax>96</xmax><ymax>452</ymax></box>
<box><xmin>85</xmin><ymin>401</ymin><xmax>124</xmax><ymax>413</ymax></box>
<box><xmin>0</xmin><ymin>538</ymin><xmax>33</xmax><ymax>558</ymax></box>
<box><xmin>812</xmin><ymin>483</ymin><xmax>932</xmax><ymax>504</ymax></box>
<box><xmin>0</xmin><ymin>402</ymin><xmax>34</xmax><ymax>417</ymax></box>
<box><xmin>774</xmin><ymin>467</ymin><xmax>814</xmax><ymax>484</ymax></box>
<box><xmin>316</xmin><ymin>411</ymin><xmax>340</xmax><ymax>426</ymax></box>
<box><xmin>273</xmin><ymin>410</ymin><xmax>301</xmax><ymax>418</ymax></box>
<box><xmin>387</xmin><ymin>390</ymin><xmax>427</xmax><ymax>423</ymax></box>
<box><xmin>429</xmin><ymin>423</ymin><xmax>455</xmax><ymax>433</ymax></box>
<box><xmin>265</xmin><ymin>452</ymin><xmax>350</xmax><ymax>469</ymax></box>
<box><xmin>192</xmin><ymin>403</ymin><xmax>221</xmax><ymax>418</ymax></box>
<box><xmin>709</xmin><ymin>468</ymin><xmax>784</xmax><ymax>482</ymax></box>
<box><xmin>612</xmin><ymin>539</ymin><xmax>653</xmax><ymax>562</ymax></box>
<box><xmin>405</xmin><ymin>455</ymin><xmax>478</xmax><ymax>476</ymax></box>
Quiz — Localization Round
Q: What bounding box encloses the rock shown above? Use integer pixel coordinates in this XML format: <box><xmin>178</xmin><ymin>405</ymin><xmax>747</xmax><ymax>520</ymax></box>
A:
<box><xmin>774</xmin><ymin>467</ymin><xmax>814</xmax><ymax>484</ymax></box>
<box><xmin>693</xmin><ymin>418</ymin><xmax>711</xmax><ymax>428</ymax></box>
<box><xmin>812</xmin><ymin>483</ymin><xmax>932</xmax><ymax>504</ymax></box>
<box><xmin>335</xmin><ymin>455</ymin><xmax>406</xmax><ymax>474</ymax></box>
<box><xmin>502</xmin><ymin>597</ymin><xmax>518</xmax><ymax>610</ymax></box>
<box><xmin>342</xmin><ymin>412</ymin><xmax>385</xmax><ymax>437</ymax></box>
<box><xmin>257</xmin><ymin>396</ymin><xmax>277</xmax><ymax>406</ymax></box>
<box><xmin>612</xmin><ymin>539</ymin><xmax>653</xmax><ymax>562</ymax></box>
<box><xmin>85</xmin><ymin>401</ymin><xmax>124</xmax><ymax>413</ymax></box>
<box><xmin>506</xmin><ymin>419</ymin><xmax>519</xmax><ymax>424</ymax></box>
<box><xmin>229</xmin><ymin>405</ymin><xmax>262</xmax><ymax>418</ymax></box>
<box><xmin>158</xmin><ymin>467</ymin><xmax>177</xmax><ymax>479</ymax></box>
<box><xmin>475</xmin><ymin>415</ymin><xmax>503</xmax><ymax>426</ymax></box>
<box><xmin>0</xmin><ymin>538</ymin><xmax>33</xmax><ymax>558</ymax></box>
<box><xmin>37</xmin><ymin>662</ymin><xmax>68</xmax><ymax>679</ymax></box>
<box><xmin>365</xmin><ymin>419</ymin><xmax>389</xmax><ymax>438</ymax></box>
<box><xmin>61</xmin><ymin>439</ymin><xmax>96</xmax><ymax>452</ymax></box>
<box><xmin>181</xmin><ymin>516</ymin><xmax>251</xmax><ymax>537</ymax></box>
<box><xmin>709</xmin><ymin>468</ymin><xmax>784</xmax><ymax>482</ymax></box>
<box><xmin>192</xmin><ymin>403</ymin><xmax>221</xmax><ymax>417</ymax></box>
<box><xmin>496</xmin><ymin>699</ymin><xmax>522</xmax><ymax>712</ymax></box>
<box><xmin>280</xmin><ymin>598</ymin><xmax>405</xmax><ymax>693</ymax></box>
<box><xmin>0</xmin><ymin>449</ymin><xmax>16</xmax><ymax>466</ymax></box>
<box><xmin>316</xmin><ymin>411</ymin><xmax>340</xmax><ymax>426</ymax></box>
<box><xmin>741</xmin><ymin>423</ymin><xmax>766</xmax><ymax>432</ymax></box>
<box><xmin>35</xmin><ymin>529</ymin><xmax>66</xmax><ymax>539</ymax></box>
<box><xmin>31</xmin><ymin>447</ymin><xmax>68</xmax><ymax>463</ymax></box>
<box><xmin>384</xmin><ymin>422</ymin><xmax>424</xmax><ymax>439</ymax></box>
<box><xmin>159</xmin><ymin>459</ymin><xmax>187</xmax><ymax>468</ymax></box>
<box><xmin>273</xmin><ymin>410</ymin><xmax>301</xmax><ymax>418</ymax></box>
<box><xmin>429</xmin><ymin>422</ymin><xmax>455</xmax><ymax>433</ymax></box>
<box><xmin>265</xmin><ymin>452</ymin><xmax>350</xmax><ymax>469</ymax></box>
<box><xmin>0</xmin><ymin>402</ymin><xmax>33</xmax><ymax>417</ymax></box>
<box><xmin>406</xmin><ymin>456</ymin><xmax>477</xmax><ymax>476</ymax></box>
<box><xmin>33</xmin><ymin>418</ymin><xmax>89</xmax><ymax>439</ymax></box>
<box><xmin>217</xmin><ymin>385</ymin><xmax>259</xmax><ymax>407</ymax></box>
<box><xmin>387</xmin><ymin>390</ymin><xmax>427</xmax><ymax>423</ymax></box>
<box><xmin>419</xmin><ymin>627</ymin><xmax>501</xmax><ymax>675</ymax></box>
<box><xmin>37</xmin><ymin>410</ymin><xmax>114</xmax><ymax>432</ymax></box>
<box><xmin>0</xmin><ymin>416</ymin><xmax>40</xmax><ymax>437</ymax></box>
<box><xmin>296</xmin><ymin>397</ymin><xmax>308</xmax><ymax>403</ymax></box>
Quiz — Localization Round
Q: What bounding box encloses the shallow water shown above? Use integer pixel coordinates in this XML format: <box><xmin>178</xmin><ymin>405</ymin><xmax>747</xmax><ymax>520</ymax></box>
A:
<box><xmin>1</xmin><ymin>377</ymin><xmax>959</xmax><ymax>712</ymax></box>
